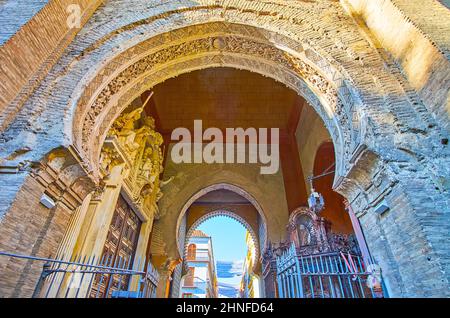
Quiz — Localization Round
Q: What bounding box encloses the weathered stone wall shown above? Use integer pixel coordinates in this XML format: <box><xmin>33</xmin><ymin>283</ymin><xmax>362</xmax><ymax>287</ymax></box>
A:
<box><xmin>0</xmin><ymin>0</ymin><xmax>103</xmax><ymax>131</ymax></box>
<box><xmin>0</xmin><ymin>174</ymin><xmax>72</xmax><ymax>297</ymax></box>
<box><xmin>0</xmin><ymin>0</ymin><xmax>449</xmax><ymax>297</ymax></box>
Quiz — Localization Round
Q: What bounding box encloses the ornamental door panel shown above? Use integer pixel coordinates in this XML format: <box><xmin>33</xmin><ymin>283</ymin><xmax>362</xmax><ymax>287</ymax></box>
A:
<box><xmin>90</xmin><ymin>194</ymin><xmax>141</xmax><ymax>298</ymax></box>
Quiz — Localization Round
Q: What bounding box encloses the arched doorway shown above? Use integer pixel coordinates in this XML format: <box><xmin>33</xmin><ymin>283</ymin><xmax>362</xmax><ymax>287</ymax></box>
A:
<box><xmin>0</xmin><ymin>1</ymin><xmax>448</xmax><ymax>298</ymax></box>
<box><xmin>178</xmin><ymin>214</ymin><xmax>260</xmax><ymax>298</ymax></box>
<box><xmin>170</xmin><ymin>184</ymin><xmax>267</xmax><ymax>298</ymax></box>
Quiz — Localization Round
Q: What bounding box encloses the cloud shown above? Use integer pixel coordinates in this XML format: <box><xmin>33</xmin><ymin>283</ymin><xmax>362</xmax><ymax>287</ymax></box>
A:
<box><xmin>217</xmin><ymin>283</ymin><xmax>239</xmax><ymax>298</ymax></box>
<box><xmin>216</xmin><ymin>260</ymin><xmax>244</xmax><ymax>278</ymax></box>
<box><xmin>216</xmin><ymin>260</ymin><xmax>244</xmax><ymax>298</ymax></box>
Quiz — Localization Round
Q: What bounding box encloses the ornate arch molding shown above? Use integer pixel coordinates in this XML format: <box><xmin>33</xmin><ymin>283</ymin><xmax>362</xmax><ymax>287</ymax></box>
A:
<box><xmin>70</xmin><ymin>22</ymin><xmax>367</xmax><ymax>188</ymax></box>
<box><xmin>184</xmin><ymin>209</ymin><xmax>260</xmax><ymax>270</ymax></box>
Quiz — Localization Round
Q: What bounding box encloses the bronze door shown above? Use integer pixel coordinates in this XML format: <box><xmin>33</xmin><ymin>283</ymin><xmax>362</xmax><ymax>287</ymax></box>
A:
<box><xmin>90</xmin><ymin>195</ymin><xmax>141</xmax><ymax>298</ymax></box>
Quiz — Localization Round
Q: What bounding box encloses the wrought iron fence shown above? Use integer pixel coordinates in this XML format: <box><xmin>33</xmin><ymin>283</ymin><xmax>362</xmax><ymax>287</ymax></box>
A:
<box><xmin>276</xmin><ymin>243</ymin><xmax>379</xmax><ymax>298</ymax></box>
<box><xmin>0</xmin><ymin>251</ymin><xmax>159</xmax><ymax>298</ymax></box>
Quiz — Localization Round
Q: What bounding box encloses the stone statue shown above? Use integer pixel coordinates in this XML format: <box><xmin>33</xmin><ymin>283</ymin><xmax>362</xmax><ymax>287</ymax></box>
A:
<box><xmin>99</xmin><ymin>147</ymin><xmax>121</xmax><ymax>175</ymax></box>
<box><xmin>139</xmin><ymin>147</ymin><xmax>154</xmax><ymax>180</ymax></box>
<box><xmin>110</xmin><ymin>106</ymin><xmax>145</xmax><ymax>158</ymax></box>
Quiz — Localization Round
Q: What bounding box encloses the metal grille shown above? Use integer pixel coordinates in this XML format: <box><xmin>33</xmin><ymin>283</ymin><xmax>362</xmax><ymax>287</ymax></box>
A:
<box><xmin>0</xmin><ymin>251</ymin><xmax>159</xmax><ymax>298</ymax></box>
<box><xmin>276</xmin><ymin>243</ymin><xmax>378</xmax><ymax>298</ymax></box>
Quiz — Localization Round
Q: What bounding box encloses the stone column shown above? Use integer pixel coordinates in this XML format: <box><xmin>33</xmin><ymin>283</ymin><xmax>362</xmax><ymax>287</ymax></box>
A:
<box><xmin>69</xmin><ymin>163</ymin><xmax>126</xmax><ymax>298</ymax></box>
<box><xmin>58</xmin><ymin>194</ymin><xmax>93</xmax><ymax>259</ymax></box>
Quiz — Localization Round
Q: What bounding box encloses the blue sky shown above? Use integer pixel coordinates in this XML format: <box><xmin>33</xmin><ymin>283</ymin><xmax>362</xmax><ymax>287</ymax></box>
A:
<box><xmin>197</xmin><ymin>216</ymin><xmax>247</xmax><ymax>297</ymax></box>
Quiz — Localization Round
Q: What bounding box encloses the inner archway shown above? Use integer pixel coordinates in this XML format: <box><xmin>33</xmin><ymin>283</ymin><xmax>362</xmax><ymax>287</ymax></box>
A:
<box><xmin>181</xmin><ymin>215</ymin><xmax>259</xmax><ymax>298</ymax></box>
<box><xmin>173</xmin><ymin>185</ymin><xmax>265</xmax><ymax>298</ymax></box>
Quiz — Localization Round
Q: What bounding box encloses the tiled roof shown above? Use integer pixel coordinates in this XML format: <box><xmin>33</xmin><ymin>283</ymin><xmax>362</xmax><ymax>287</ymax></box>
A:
<box><xmin>191</xmin><ymin>229</ymin><xmax>210</xmax><ymax>238</ymax></box>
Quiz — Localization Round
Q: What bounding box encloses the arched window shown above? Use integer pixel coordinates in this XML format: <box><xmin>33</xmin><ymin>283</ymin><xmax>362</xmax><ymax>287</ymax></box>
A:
<box><xmin>187</xmin><ymin>244</ymin><xmax>197</xmax><ymax>260</ymax></box>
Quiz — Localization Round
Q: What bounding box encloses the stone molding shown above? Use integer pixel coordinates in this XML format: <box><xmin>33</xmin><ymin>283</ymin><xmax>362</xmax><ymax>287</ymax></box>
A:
<box><xmin>30</xmin><ymin>147</ymin><xmax>96</xmax><ymax>212</ymax></box>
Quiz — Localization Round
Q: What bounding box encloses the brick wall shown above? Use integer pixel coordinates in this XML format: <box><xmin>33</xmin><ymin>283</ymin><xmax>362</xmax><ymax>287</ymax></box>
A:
<box><xmin>0</xmin><ymin>173</ymin><xmax>72</xmax><ymax>297</ymax></box>
<box><xmin>0</xmin><ymin>0</ymin><xmax>103</xmax><ymax>131</ymax></box>
<box><xmin>0</xmin><ymin>0</ymin><xmax>49</xmax><ymax>45</ymax></box>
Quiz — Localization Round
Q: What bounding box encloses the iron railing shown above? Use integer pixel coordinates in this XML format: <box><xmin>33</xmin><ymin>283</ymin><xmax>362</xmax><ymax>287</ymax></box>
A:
<box><xmin>0</xmin><ymin>251</ymin><xmax>159</xmax><ymax>298</ymax></box>
<box><xmin>276</xmin><ymin>243</ymin><xmax>378</xmax><ymax>298</ymax></box>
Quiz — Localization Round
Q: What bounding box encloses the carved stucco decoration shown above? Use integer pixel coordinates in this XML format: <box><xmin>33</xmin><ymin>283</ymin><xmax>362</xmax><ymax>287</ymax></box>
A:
<box><xmin>100</xmin><ymin>108</ymin><xmax>165</xmax><ymax>219</ymax></box>
<box><xmin>3</xmin><ymin>2</ymin><xmax>426</xmax><ymax>208</ymax></box>
<box><xmin>74</xmin><ymin>29</ymin><xmax>360</xmax><ymax>189</ymax></box>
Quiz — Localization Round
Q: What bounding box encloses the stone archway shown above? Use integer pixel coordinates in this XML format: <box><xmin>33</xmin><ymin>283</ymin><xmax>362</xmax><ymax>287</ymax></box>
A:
<box><xmin>176</xmin><ymin>182</ymin><xmax>267</xmax><ymax>258</ymax></box>
<box><xmin>184</xmin><ymin>209</ymin><xmax>260</xmax><ymax>270</ymax></box>
<box><xmin>69</xmin><ymin>22</ymin><xmax>353</xmax><ymax>186</ymax></box>
<box><xmin>0</xmin><ymin>0</ymin><xmax>448</xmax><ymax>298</ymax></box>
